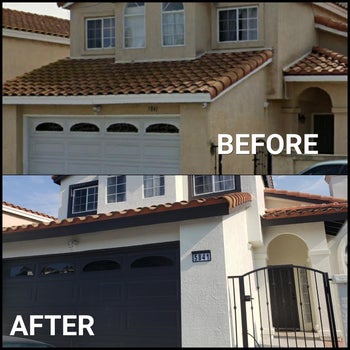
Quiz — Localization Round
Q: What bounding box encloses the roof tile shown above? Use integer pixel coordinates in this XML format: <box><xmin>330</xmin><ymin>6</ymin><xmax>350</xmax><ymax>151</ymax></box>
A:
<box><xmin>284</xmin><ymin>46</ymin><xmax>347</xmax><ymax>76</ymax></box>
<box><xmin>3</xmin><ymin>192</ymin><xmax>252</xmax><ymax>235</ymax></box>
<box><xmin>264</xmin><ymin>188</ymin><xmax>347</xmax><ymax>203</ymax></box>
<box><xmin>2</xmin><ymin>8</ymin><xmax>70</xmax><ymax>38</ymax></box>
<box><xmin>2</xmin><ymin>201</ymin><xmax>57</xmax><ymax>220</ymax></box>
<box><xmin>314</xmin><ymin>15</ymin><xmax>347</xmax><ymax>32</ymax></box>
<box><xmin>262</xmin><ymin>202</ymin><xmax>347</xmax><ymax>220</ymax></box>
<box><xmin>2</xmin><ymin>50</ymin><xmax>272</xmax><ymax>98</ymax></box>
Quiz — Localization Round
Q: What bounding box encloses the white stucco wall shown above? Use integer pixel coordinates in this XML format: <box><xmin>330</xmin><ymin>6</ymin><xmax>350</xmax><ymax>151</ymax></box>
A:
<box><xmin>326</xmin><ymin>175</ymin><xmax>348</xmax><ymax>200</ymax></box>
<box><xmin>3</xmin><ymin>222</ymin><xmax>180</xmax><ymax>259</ymax></box>
<box><xmin>180</xmin><ymin>216</ymin><xmax>232</xmax><ymax>347</ymax></box>
<box><xmin>240</xmin><ymin>176</ymin><xmax>266</xmax><ymax>245</ymax></box>
<box><xmin>57</xmin><ymin>175</ymin><xmax>188</xmax><ymax>219</ymax></box>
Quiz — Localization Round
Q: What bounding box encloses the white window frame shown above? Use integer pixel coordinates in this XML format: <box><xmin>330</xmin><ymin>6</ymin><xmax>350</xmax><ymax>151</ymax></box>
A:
<box><xmin>217</xmin><ymin>6</ymin><xmax>258</xmax><ymax>43</ymax></box>
<box><xmin>124</xmin><ymin>3</ymin><xmax>146</xmax><ymax>49</ymax></box>
<box><xmin>161</xmin><ymin>2</ymin><xmax>185</xmax><ymax>47</ymax></box>
<box><xmin>193</xmin><ymin>175</ymin><xmax>236</xmax><ymax>196</ymax></box>
<box><xmin>106</xmin><ymin>176</ymin><xmax>127</xmax><ymax>203</ymax></box>
<box><xmin>143</xmin><ymin>175</ymin><xmax>165</xmax><ymax>198</ymax></box>
<box><xmin>72</xmin><ymin>185</ymin><xmax>98</xmax><ymax>214</ymax></box>
<box><xmin>86</xmin><ymin>17</ymin><xmax>116</xmax><ymax>50</ymax></box>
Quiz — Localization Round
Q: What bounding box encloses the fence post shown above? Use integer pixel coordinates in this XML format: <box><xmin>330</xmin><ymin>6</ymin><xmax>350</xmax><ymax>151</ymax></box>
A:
<box><xmin>239</xmin><ymin>276</ymin><xmax>248</xmax><ymax>347</ymax></box>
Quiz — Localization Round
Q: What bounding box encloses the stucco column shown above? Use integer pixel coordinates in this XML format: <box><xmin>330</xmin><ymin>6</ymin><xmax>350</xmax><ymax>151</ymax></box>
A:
<box><xmin>179</xmin><ymin>217</ymin><xmax>232</xmax><ymax>347</ymax></box>
<box><xmin>3</xmin><ymin>105</ymin><xmax>22</xmax><ymax>174</ymax></box>
<box><xmin>332</xmin><ymin>107</ymin><xmax>347</xmax><ymax>155</ymax></box>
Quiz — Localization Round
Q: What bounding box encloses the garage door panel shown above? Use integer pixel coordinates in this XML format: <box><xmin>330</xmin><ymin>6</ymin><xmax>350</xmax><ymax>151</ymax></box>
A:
<box><xmin>29</xmin><ymin>141</ymin><xmax>65</xmax><ymax>156</ymax></box>
<box><xmin>126</xmin><ymin>309</ymin><xmax>180</xmax><ymax>331</ymax></box>
<box><xmin>3</xmin><ymin>283</ymin><xmax>35</xmax><ymax>305</ymax></box>
<box><xmin>30</xmin><ymin>160</ymin><xmax>66</xmax><ymax>174</ymax></box>
<box><xmin>127</xmin><ymin>279</ymin><xmax>178</xmax><ymax>300</ymax></box>
<box><xmin>35</xmin><ymin>280</ymin><xmax>76</xmax><ymax>306</ymax></box>
<box><xmin>3</xmin><ymin>243</ymin><xmax>181</xmax><ymax>347</ymax></box>
<box><xmin>78</xmin><ymin>281</ymin><xmax>123</xmax><ymax>305</ymax></box>
<box><xmin>26</xmin><ymin>117</ymin><xmax>180</xmax><ymax>174</ymax></box>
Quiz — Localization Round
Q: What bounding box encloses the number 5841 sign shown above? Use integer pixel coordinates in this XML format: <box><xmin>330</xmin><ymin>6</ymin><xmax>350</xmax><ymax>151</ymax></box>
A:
<box><xmin>192</xmin><ymin>250</ymin><xmax>211</xmax><ymax>263</ymax></box>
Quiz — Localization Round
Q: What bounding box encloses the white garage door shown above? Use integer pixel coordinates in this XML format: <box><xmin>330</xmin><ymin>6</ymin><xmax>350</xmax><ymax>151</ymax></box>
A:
<box><xmin>26</xmin><ymin>116</ymin><xmax>180</xmax><ymax>174</ymax></box>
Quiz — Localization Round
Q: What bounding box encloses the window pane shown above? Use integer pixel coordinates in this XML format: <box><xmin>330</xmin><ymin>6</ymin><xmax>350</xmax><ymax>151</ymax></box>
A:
<box><xmin>162</xmin><ymin>3</ymin><xmax>184</xmax><ymax>46</ymax></box>
<box><xmin>83</xmin><ymin>260</ymin><xmax>120</xmax><ymax>272</ymax></box>
<box><xmin>10</xmin><ymin>266</ymin><xmax>34</xmax><ymax>277</ymax></box>
<box><xmin>214</xmin><ymin>176</ymin><xmax>235</xmax><ymax>192</ymax></box>
<box><xmin>87</xmin><ymin>19</ymin><xmax>102</xmax><ymax>49</ymax></box>
<box><xmin>194</xmin><ymin>175</ymin><xmax>213</xmax><ymax>195</ymax></box>
<box><xmin>219</xmin><ymin>7</ymin><xmax>257</xmax><ymax>42</ymax></box>
<box><xmin>143</xmin><ymin>175</ymin><xmax>165</xmax><ymax>197</ymax></box>
<box><xmin>125</xmin><ymin>3</ymin><xmax>145</xmax><ymax>48</ymax></box>
<box><xmin>41</xmin><ymin>263</ymin><xmax>74</xmax><ymax>275</ymax></box>
<box><xmin>131</xmin><ymin>256</ymin><xmax>173</xmax><ymax>268</ymax></box>
<box><xmin>73</xmin><ymin>185</ymin><xmax>98</xmax><ymax>214</ymax></box>
<box><xmin>107</xmin><ymin>176</ymin><xmax>126</xmax><ymax>203</ymax></box>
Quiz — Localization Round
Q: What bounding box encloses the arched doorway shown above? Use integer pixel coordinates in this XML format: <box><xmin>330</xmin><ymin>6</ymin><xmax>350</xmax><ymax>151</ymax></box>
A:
<box><xmin>267</xmin><ymin>235</ymin><xmax>313</xmax><ymax>331</ymax></box>
<box><xmin>298</xmin><ymin>88</ymin><xmax>334</xmax><ymax>154</ymax></box>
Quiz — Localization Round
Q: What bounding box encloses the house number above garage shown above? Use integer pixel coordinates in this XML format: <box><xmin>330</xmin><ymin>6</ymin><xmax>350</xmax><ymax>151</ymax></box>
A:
<box><xmin>192</xmin><ymin>250</ymin><xmax>211</xmax><ymax>263</ymax></box>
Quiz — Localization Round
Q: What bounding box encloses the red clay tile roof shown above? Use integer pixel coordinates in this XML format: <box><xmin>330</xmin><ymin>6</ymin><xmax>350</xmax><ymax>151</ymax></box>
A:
<box><xmin>314</xmin><ymin>15</ymin><xmax>347</xmax><ymax>33</ymax></box>
<box><xmin>2</xmin><ymin>8</ymin><xmax>70</xmax><ymax>38</ymax></box>
<box><xmin>264</xmin><ymin>188</ymin><xmax>347</xmax><ymax>204</ymax></box>
<box><xmin>262</xmin><ymin>202</ymin><xmax>347</xmax><ymax>221</ymax></box>
<box><xmin>2</xmin><ymin>50</ymin><xmax>272</xmax><ymax>98</ymax></box>
<box><xmin>2</xmin><ymin>192</ymin><xmax>252</xmax><ymax>235</ymax></box>
<box><xmin>284</xmin><ymin>46</ymin><xmax>347</xmax><ymax>75</ymax></box>
<box><xmin>2</xmin><ymin>201</ymin><xmax>57</xmax><ymax>220</ymax></box>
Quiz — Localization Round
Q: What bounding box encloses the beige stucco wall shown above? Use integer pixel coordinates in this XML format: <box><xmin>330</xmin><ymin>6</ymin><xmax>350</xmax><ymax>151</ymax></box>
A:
<box><xmin>2</xmin><ymin>212</ymin><xmax>43</xmax><ymax>228</ymax></box>
<box><xmin>2</xmin><ymin>36</ymin><xmax>69</xmax><ymax>83</ymax></box>
<box><xmin>70</xmin><ymin>2</ymin><xmax>207</xmax><ymax>61</ymax></box>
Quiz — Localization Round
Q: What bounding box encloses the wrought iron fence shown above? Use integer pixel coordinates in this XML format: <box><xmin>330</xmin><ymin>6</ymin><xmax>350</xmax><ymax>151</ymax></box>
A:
<box><xmin>227</xmin><ymin>265</ymin><xmax>338</xmax><ymax>347</ymax></box>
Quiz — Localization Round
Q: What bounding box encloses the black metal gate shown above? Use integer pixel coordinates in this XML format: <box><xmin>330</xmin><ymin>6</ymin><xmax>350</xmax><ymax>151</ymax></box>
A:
<box><xmin>227</xmin><ymin>265</ymin><xmax>338</xmax><ymax>347</ymax></box>
<box><xmin>253</xmin><ymin>139</ymin><xmax>271</xmax><ymax>175</ymax></box>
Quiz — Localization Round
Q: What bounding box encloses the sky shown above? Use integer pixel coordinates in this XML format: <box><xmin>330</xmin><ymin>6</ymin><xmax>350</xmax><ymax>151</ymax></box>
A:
<box><xmin>2</xmin><ymin>175</ymin><xmax>333</xmax><ymax>218</ymax></box>
<box><xmin>2</xmin><ymin>2</ymin><xmax>70</xmax><ymax>19</ymax></box>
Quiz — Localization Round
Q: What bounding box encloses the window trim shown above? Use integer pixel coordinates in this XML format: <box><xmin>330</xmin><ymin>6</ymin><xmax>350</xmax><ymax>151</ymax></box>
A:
<box><xmin>217</xmin><ymin>5</ymin><xmax>259</xmax><ymax>43</ymax></box>
<box><xmin>189</xmin><ymin>175</ymin><xmax>241</xmax><ymax>199</ymax></box>
<box><xmin>123</xmin><ymin>2</ymin><xmax>146</xmax><ymax>49</ymax></box>
<box><xmin>85</xmin><ymin>16</ymin><xmax>116</xmax><ymax>50</ymax></box>
<box><xmin>161</xmin><ymin>2</ymin><xmax>185</xmax><ymax>47</ymax></box>
<box><xmin>67</xmin><ymin>180</ymin><xmax>99</xmax><ymax>218</ymax></box>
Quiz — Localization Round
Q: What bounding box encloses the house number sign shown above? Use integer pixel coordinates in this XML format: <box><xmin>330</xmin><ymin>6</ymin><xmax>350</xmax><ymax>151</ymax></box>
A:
<box><xmin>192</xmin><ymin>250</ymin><xmax>211</xmax><ymax>263</ymax></box>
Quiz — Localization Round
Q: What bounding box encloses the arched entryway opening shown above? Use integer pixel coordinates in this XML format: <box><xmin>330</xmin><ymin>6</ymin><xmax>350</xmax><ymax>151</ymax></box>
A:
<box><xmin>298</xmin><ymin>87</ymin><xmax>334</xmax><ymax>154</ymax></box>
<box><xmin>267</xmin><ymin>234</ymin><xmax>315</xmax><ymax>331</ymax></box>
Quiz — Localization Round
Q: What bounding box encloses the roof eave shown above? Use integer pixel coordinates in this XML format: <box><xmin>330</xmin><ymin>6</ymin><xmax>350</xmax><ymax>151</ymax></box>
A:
<box><xmin>2</xmin><ymin>93</ymin><xmax>212</xmax><ymax>105</ymax></box>
<box><xmin>284</xmin><ymin>75</ymin><xmax>347</xmax><ymax>82</ymax></box>
<box><xmin>261</xmin><ymin>210</ymin><xmax>348</xmax><ymax>226</ymax></box>
<box><xmin>2</xmin><ymin>201</ymin><xmax>231</xmax><ymax>243</ymax></box>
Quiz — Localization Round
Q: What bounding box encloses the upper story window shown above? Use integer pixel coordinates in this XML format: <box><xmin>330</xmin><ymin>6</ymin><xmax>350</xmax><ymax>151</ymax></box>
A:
<box><xmin>162</xmin><ymin>2</ymin><xmax>184</xmax><ymax>46</ymax></box>
<box><xmin>86</xmin><ymin>17</ymin><xmax>115</xmax><ymax>49</ymax></box>
<box><xmin>193</xmin><ymin>175</ymin><xmax>239</xmax><ymax>196</ymax></box>
<box><xmin>107</xmin><ymin>176</ymin><xmax>126</xmax><ymax>203</ymax></box>
<box><xmin>143</xmin><ymin>175</ymin><xmax>165</xmax><ymax>198</ymax></box>
<box><xmin>68</xmin><ymin>180</ymin><xmax>98</xmax><ymax>217</ymax></box>
<box><xmin>124</xmin><ymin>3</ymin><xmax>145</xmax><ymax>48</ymax></box>
<box><xmin>218</xmin><ymin>6</ymin><xmax>258</xmax><ymax>42</ymax></box>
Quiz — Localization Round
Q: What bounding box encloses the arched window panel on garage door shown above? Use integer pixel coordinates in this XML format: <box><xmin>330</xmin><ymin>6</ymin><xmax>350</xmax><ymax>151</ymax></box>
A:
<box><xmin>145</xmin><ymin>123</ymin><xmax>179</xmax><ymax>133</ymax></box>
<box><xmin>131</xmin><ymin>256</ymin><xmax>174</xmax><ymax>268</ymax></box>
<box><xmin>107</xmin><ymin>123</ymin><xmax>138</xmax><ymax>132</ymax></box>
<box><xmin>9</xmin><ymin>265</ymin><xmax>35</xmax><ymax>277</ymax></box>
<box><xmin>40</xmin><ymin>263</ymin><xmax>75</xmax><ymax>276</ymax></box>
<box><xmin>83</xmin><ymin>260</ymin><xmax>121</xmax><ymax>272</ymax></box>
<box><xmin>35</xmin><ymin>122</ymin><xmax>64</xmax><ymax>131</ymax></box>
<box><xmin>70</xmin><ymin>123</ymin><xmax>100</xmax><ymax>132</ymax></box>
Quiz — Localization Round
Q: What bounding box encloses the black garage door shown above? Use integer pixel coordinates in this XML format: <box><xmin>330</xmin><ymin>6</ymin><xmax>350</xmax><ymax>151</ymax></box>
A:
<box><xmin>3</xmin><ymin>242</ymin><xmax>181</xmax><ymax>347</ymax></box>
